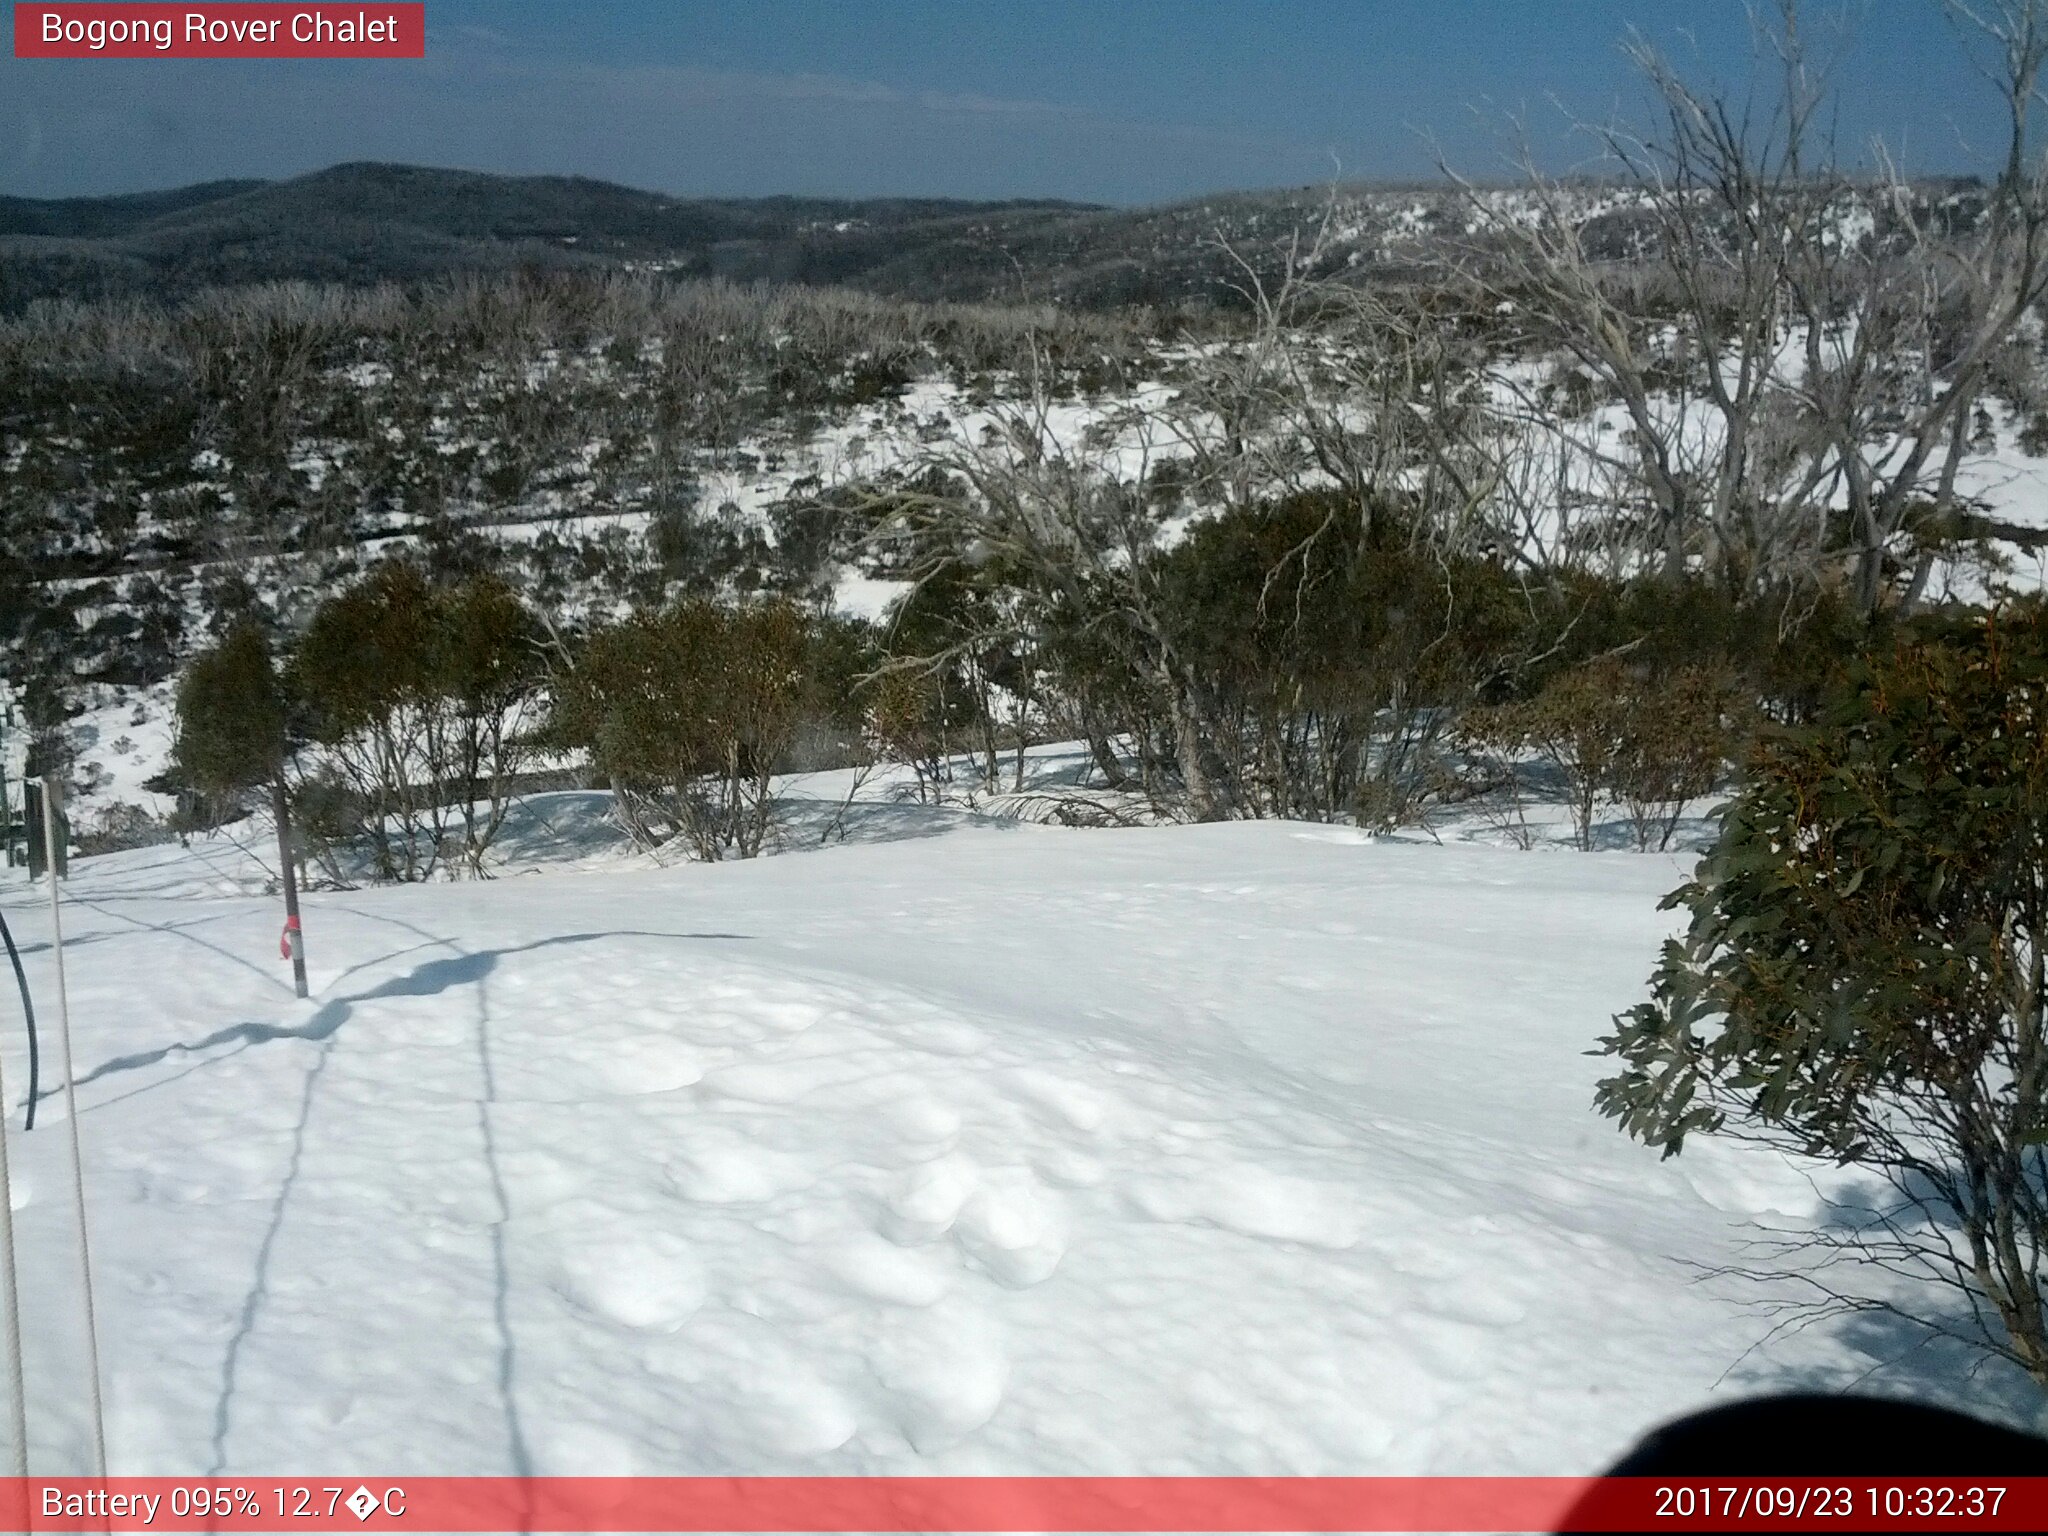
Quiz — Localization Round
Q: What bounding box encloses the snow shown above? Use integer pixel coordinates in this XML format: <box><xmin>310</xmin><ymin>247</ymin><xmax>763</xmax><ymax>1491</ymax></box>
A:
<box><xmin>58</xmin><ymin>685</ymin><xmax>178</xmax><ymax>819</ymax></box>
<box><xmin>0</xmin><ymin>790</ymin><xmax>2037</xmax><ymax>1480</ymax></box>
<box><xmin>831</xmin><ymin>574</ymin><xmax>914</xmax><ymax>622</ymax></box>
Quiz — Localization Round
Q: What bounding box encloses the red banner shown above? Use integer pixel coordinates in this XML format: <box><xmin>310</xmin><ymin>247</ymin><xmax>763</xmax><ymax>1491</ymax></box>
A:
<box><xmin>1</xmin><ymin>1477</ymin><xmax>2045</xmax><ymax>1532</ymax></box>
<box><xmin>13</xmin><ymin>4</ymin><xmax>423</xmax><ymax>58</ymax></box>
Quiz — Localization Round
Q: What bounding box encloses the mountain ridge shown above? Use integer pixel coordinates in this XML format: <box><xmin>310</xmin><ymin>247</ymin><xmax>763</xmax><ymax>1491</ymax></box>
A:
<box><xmin>1</xmin><ymin>159</ymin><xmax>1995</xmax><ymax>314</ymax></box>
<box><xmin>0</xmin><ymin>162</ymin><xmax>1119</xmax><ymax>308</ymax></box>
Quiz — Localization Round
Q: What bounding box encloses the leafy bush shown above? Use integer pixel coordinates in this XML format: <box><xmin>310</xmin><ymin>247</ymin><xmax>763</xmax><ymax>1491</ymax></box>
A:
<box><xmin>291</xmin><ymin>563</ymin><xmax>444</xmax><ymax>880</ymax></box>
<box><xmin>1611</xmin><ymin>666</ymin><xmax>1747</xmax><ymax>851</ymax></box>
<box><xmin>1542</xmin><ymin>576</ymin><xmax>1863</xmax><ymax>727</ymax></box>
<box><xmin>551</xmin><ymin>598</ymin><xmax>839</xmax><ymax>860</ymax></box>
<box><xmin>172</xmin><ymin>622</ymin><xmax>288</xmax><ymax>798</ymax></box>
<box><xmin>289</xmin><ymin>563</ymin><xmax>542</xmax><ymax>879</ymax></box>
<box><xmin>1154</xmin><ymin>493</ymin><xmax>1530</xmax><ymax>827</ymax></box>
<box><xmin>1462</xmin><ymin>661</ymin><xmax>1631</xmax><ymax>851</ymax></box>
<box><xmin>432</xmin><ymin>573</ymin><xmax>545</xmax><ymax>874</ymax></box>
<box><xmin>1596</xmin><ymin>601</ymin><xmax>2048</xmax><ymax>1388</ymax></box>
<box><xmin>1464</xmin><ymin>658</ymin><xmax>1745</xmax><ymax>850</ymax></box>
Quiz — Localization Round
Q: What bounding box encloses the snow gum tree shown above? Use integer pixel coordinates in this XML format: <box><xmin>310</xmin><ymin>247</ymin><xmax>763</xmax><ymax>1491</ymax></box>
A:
<box><xmin>1596</xmin><ymin>601</ymin><xmax>2048</xmax><ymax>1388</ymax></box>
<box><xmin>291</xmin><ymin>564</ymin><xmax>544</xmax><ymax>880</ymax></box>
<box><xmin>1451</xmin><ymin>0</ymin><xmax>2048</xmax><ymax>612</ymax></box>
<box><xmin>1153</xmin><ymin>492</ymin><xmax>1530</xmax><ymax>828</ymax></box>
<box><xmin>431</xmin><ymin>574</ymin><xmax>544</xmax><ymax>877</ymax></box>
<box><xmin>551</xmin><ymin>598</ymin><xmax>835</xmax><ymax>861</ymax></box>
<box><xmin>172</xmin><ymin>624</ymin><xmax>290</xmax><ymax>807</ymax></box>
<box><xmin>291</xmin><ymin>564</ymin><xmax>446</xmax><ymax>881</ymax></box>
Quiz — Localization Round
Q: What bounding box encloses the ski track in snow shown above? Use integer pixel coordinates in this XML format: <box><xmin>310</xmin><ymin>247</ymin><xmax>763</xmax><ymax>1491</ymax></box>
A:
<box><xmin>0</xmin><ymin>817</ymin><xmax>2036</xmax><ymax>1478</ymax></box>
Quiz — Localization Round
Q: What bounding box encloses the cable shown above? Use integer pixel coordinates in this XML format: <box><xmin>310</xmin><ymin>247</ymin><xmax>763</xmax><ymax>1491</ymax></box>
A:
<box><xmin>0</xmin><ymin>910</ymin><xmax>39</xmax><ymax>1131</ymax></box>
<box><xmin>41</xmin><ymin>777</ymin><xmax>106</xmax><ymax>1480</ymax></box>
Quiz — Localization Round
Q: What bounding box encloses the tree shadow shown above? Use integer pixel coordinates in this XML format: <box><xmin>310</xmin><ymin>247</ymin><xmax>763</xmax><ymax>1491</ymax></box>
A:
<box><xmin>191</xmin><ymin>923</ymin><xmax>751</xmax><ymax>1475</ymax></box>
<box><xmin>469</xmin><ymin>962</ymin><xmax>535</xmax><ymax>1482</ymax></box>
<box><xmin>49</xmin><ymin>927</ymin><xmax>755</xmax><ymax>1102</ymax></box>
<box><xmin>1705</xmin><ymin>1169</ymin><xmax>2048</xmax><ymax>1433</ymax></box>
<box><xmin>1724</xmin><ymin>1296</ymin><xmax>2046</xmax><ymax>1433</ymax></box>
<box><xmin>37</xmin><ymin>895</ymin><xmax>301</xmax><ymax>998</ymax></box>
<box><xmin>34</xmin><ymin>918</ymin><xmax>759</xmax><ymax>1473</ymax></box>
<box><xmin>776</xmin><ymin>795</ymin><xmax>1026</xmax><ymax>849</ymax></box>
<box><xmin>1</xmin><ymin>907</ymin><xmax>249</xmax><ymax>961</ymax></box>
<box><xmin>205</xmin><ymin>1026</ymin><xmax>335</xmax><ymax>1475</ymax></box>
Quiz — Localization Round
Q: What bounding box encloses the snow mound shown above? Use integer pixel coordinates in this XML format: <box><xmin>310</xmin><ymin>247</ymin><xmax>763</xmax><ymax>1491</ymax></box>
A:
<box><xmin>0</xmin><ymin>818</ymin><xmax>2034</xmax><ymax>1478</ymax></box>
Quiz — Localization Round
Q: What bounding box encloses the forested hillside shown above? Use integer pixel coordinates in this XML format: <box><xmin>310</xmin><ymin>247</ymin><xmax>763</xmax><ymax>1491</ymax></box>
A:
<box><xmin>9</xmin><ymin>159</ymin><xmax>1998</xmax><ymax>314</ymax></box>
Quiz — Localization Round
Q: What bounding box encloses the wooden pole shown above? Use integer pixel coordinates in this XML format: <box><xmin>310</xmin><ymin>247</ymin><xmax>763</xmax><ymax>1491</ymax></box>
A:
<box><xmin>272</xmin><ymin>778</ymin><xmax>308</xmax><ymax>1000</ymax></box>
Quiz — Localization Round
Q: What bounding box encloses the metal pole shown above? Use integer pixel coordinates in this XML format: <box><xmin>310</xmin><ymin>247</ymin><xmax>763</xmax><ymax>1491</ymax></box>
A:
<box><xmin>40</xmin><ymin>773</ymin><xmax>106</xmax><ymax>1479</ymax></box>
<box><xmin>0</xmin><ymin>710</ymin><xmax>21</xmax><ymax>1478</ymax></box>
<box><xmin>271</xmin><ymin>779</ymin><xmax>307</xmax><ymax>1000</ymax></box>
<box><xmin>0</xmin><ymin>1018</ymin><xmax>30</xmax><ymax>1479</ymax></box>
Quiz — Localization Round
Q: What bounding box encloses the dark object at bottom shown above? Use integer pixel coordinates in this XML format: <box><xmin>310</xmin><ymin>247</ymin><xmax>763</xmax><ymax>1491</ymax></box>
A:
<box><xmin>1556</xmin><ymin>1394</ymin><xmax>2048</xmax><ymax>1532</ymax></box>
<box><xmin>1598</xmin><ymin>1393</ymin><xmax>2048</xmax><ymax>1475</ymax></box>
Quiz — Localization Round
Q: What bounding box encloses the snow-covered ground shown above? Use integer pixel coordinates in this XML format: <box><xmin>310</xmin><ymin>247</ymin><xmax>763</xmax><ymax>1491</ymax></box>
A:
<box><xmin>0</xmin><ymin>780</ymin><xmax>2037</xmax><ymax>1481</ymax></box>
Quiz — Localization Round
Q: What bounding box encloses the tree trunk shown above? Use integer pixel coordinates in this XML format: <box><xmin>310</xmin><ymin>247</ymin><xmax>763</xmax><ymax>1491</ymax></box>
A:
<box><xmin>1168</xmin><ymin>677</ymin><xmax>1228</xmax><ymax>822</ymax></box>
<box><xmin>1085</xmin><ymin>728</ymin><xmax>1129</xmax><ymax>790</ymax></box>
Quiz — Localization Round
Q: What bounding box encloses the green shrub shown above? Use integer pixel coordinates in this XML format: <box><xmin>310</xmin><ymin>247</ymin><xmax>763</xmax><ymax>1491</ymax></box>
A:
<box><xmin>1153</xmin><ymin>492</ymin><xmax>1530</xmax><ymax>826</ymax></box>
<box><xmin>553</xmin><ymin>597</ymin><xmax>833</xmax><ymax>860</ymax></box>
<box><xmin>172</xmin><ymin>623</ymin><xmax>288</xmax><ymax>797</ymax></box>
<box><xmin>289</xmin><ymin>563</ymin><xmax>543</xmax><ymax>879</ymax></box>
<box><xmin>1464</xmin><ymin>658</ymin><xmax>1746</xmax><ymax>850</ymax></box>
<box><xmin>1596</xmin><ymin>600</ymin><xmax>2048</xmax><ymax>1388</ymax></box>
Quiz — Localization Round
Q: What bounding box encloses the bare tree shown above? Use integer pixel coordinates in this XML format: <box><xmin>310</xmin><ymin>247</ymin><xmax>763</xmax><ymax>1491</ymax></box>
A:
<box><xmin>866</xmin><ymin>344</ymin><xmax>1243</xmax><ymax>817</ymax></box>
<box><xmin>1445</xmin><ymin>0</ymin><xmax>2048</xmax><ymax>612</ymax></box>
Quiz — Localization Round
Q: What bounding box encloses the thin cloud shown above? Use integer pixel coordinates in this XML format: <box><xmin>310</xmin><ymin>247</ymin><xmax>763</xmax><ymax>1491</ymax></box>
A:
<box><xmin>540</xmin><ymin>57</ymin><xmax>1316</xmax><ymax>160</ymax></box>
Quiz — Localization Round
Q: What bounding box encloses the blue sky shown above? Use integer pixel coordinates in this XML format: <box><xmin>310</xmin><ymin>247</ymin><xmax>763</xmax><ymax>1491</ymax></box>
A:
<box><xmin>0</xmin><ymin>1</ymin><xmax>2022</xmax><ymax>203</ymax></box>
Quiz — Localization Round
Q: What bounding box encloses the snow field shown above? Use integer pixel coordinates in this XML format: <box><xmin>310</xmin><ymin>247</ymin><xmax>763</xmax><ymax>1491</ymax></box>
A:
<box><xmin>0</xmin><ymin>810</ymin><xmax>2037</xmax><ymax>1482</ymax></box>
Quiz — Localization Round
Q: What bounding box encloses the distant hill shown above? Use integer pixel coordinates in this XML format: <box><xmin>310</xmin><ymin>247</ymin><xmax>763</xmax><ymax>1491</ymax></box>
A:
<box><xmin>0</xmin><ymin>161</ymin><xmax>1490</xmax><ymax>313</ymax></box>
<box><xmin>0</xmin><ymin>163</ymin><xmax>1115</xmax><ymax>310</ymax></box>
<box><xmin>0</xmin><ymin>178</ymin><xmax>268</xmax><ymax>238</ymax></box>
<box><xmin>10</xmin><ymin>160</ymin><xmax>1970</xmax><ymax>314</ymax></box>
